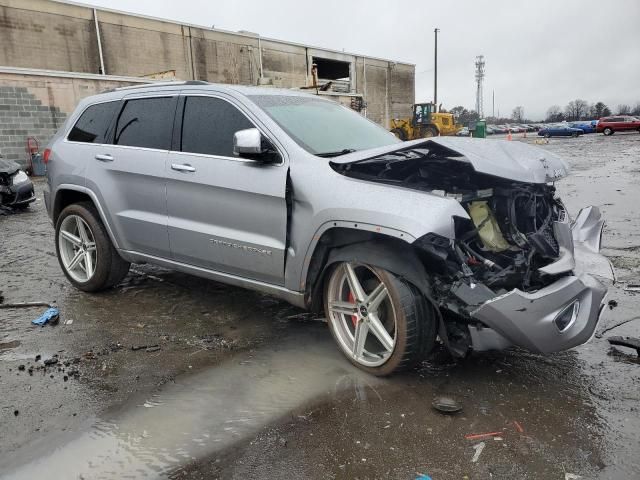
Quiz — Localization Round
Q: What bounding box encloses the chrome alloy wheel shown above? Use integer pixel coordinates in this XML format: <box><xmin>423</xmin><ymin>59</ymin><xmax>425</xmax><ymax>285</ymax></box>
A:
<box><xmin>58</xmin><ymin>214</ymin><xmax>97</xmax><ymax>283</ymax></box>
<box><xmin>326</xmin><ymin>263</ymin><xmax>397</xmax><ymax>367</ymax></box>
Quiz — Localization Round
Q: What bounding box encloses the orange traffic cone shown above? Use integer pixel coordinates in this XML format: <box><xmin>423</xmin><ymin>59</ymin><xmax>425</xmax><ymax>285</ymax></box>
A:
<box><xmin>507</xmin><ymin>131</ymin><xmax>512</xmax><ymax>141</ymax></box>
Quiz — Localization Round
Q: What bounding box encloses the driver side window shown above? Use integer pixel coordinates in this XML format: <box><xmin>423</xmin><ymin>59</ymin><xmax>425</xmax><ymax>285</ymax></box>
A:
<box><xmin>181</xmin><ymin>96</ymin><xmax>254</xmax><ymax>157</ymax></box>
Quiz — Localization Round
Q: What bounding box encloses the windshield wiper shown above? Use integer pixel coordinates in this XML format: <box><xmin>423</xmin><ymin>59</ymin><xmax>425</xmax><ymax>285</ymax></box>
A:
<box><xmin>315</xmin><ymin>149</ymin><xmax>356</xmax><ymax>158</ymax></box>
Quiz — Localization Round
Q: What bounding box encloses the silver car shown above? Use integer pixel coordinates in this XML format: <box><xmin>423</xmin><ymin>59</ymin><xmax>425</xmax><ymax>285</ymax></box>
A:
<box><xmin>44</xmin><ymin>82</ymin><xmax>614</xmax><ymax>375</ymax></box>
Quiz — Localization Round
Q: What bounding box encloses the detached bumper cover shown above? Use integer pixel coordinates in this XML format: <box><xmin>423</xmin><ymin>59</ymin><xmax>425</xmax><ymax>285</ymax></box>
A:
<box><xmin>470</xmin><ymin>206</ymin><xmax>613</xmax><ymax>353</ymax></box>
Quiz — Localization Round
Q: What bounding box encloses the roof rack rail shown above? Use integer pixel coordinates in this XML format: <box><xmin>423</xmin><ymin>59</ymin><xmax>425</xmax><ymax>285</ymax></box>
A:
<box><xmin>114</xmin><ymin>80</ymin><xmax>210</xmax><ymax>91</ymax></box>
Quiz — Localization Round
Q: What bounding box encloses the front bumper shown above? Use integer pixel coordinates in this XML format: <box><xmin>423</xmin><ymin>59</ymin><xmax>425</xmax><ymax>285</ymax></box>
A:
<box><xmin>0</xmin><ymin>180</ymin><xmax>35</xmax><ymax>207</ymax></box>
<box><xmin>469</xmin><ymin>206</ymin><xmax>614</xmax><ymax>354</ymax></box>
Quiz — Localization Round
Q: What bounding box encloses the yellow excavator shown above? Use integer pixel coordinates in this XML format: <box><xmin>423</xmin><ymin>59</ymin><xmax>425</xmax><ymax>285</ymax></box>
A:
<box><xmin>390</xmin><ymin>102</ymin><xmax>461</xmax><ymax>140</ymax></box>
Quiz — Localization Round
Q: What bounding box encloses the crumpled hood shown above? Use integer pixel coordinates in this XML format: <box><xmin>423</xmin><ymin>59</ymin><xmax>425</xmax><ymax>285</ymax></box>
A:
<box><xmin>0</xmin><ymin>158</ymin><xmax>21</xmax><ymax>175</ymax></box>
<box><xmin>331</xmin><ymin>136</ymin><xmax>570</xmax><ymax>184</ymax></box>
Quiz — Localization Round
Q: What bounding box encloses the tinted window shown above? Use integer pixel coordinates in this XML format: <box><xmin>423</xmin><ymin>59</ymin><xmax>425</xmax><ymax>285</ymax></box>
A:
<box><xmin>181</xmin><ymin>97</ymin><xmax>254</xmax><ymax>157</ymax></box>
<box><xmin>68</xmin><ymin>101</ymin><xmax>118</xmax><ymax>143</ymax></box>
<box><xmin>114</xmin><ymin>97</ymin><xmax>174</xmax><ymax>149</ymax></box>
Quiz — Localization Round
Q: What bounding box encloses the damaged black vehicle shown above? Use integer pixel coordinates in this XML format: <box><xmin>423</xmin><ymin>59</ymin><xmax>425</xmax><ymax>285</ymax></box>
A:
<box><xmin>0</xmin><ymin>153</ymin><xmax>35</xmax><ymax>210</ymax></box>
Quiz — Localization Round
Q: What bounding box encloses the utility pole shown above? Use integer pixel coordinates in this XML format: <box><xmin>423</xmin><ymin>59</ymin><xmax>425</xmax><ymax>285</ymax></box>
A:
<box><xmin>492</xmin><ymin>90</ymin><xmax>495</xmax><ymax>118</ymax></box>
<box><xmin>434</xmin><ymin>28</ymin><xmax>439</xmax><ymax>108</ymax></box>
<box><xmin>474</xmin><ymin>55</ymin><xmax>485</xmax><ymax>118</ymax></box>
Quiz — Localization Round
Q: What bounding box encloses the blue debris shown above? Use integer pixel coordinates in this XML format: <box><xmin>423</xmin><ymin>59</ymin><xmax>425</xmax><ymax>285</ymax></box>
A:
<box><xmin>416</xmin><ymin>475</ymin><xmax>432</xmax><ymax>480</ymax></box>
<box><xmin>32</xmin><ymin>307</ymin><xmax>59</xmax><ymax>326</ymax></box>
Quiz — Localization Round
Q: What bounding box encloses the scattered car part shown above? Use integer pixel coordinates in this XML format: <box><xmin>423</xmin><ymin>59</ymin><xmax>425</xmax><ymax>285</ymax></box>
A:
<box><xmin>608</xmin><ymin>336</ymin><xmax>640</xmax><ymax>356</ymax></box>
<box><xmin>0</xmin><ymin>157</ymin><xmax>35</xmax><ymax>209</ymax></box>
<box><xmin>432</xmin><ymin>396</ymin><xmax>462</xmax><ymax>414</ymax></box>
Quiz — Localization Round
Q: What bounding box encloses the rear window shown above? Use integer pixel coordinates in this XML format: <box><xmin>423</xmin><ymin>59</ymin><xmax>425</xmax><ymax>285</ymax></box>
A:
<box><xmin>68</xmin><ymin>101</ymin><xmax>118</xmax><ymax>143</ymax></box>
<box><xmin>114</xmin><ymin>97</ymin><xmax>175</xmax><ymax>150</ymax></box>
<box><xmin>181</xmin><ymin>96</ymin><xmax>254</xmax><ymax>157</ymax></box>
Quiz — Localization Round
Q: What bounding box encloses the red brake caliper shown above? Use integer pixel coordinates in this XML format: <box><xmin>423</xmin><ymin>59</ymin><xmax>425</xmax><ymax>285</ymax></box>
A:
<box><xmin>348</xmin><ymin>291</ymin><xmax>358</xmax><ymax>327</ymax></box>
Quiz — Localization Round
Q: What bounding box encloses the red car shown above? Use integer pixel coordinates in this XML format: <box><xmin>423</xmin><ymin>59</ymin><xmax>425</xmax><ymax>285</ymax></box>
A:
<box><xmin>596</xmin><ymin>115</ymin><xmax>640</xmax><ymax>135</ymax></box>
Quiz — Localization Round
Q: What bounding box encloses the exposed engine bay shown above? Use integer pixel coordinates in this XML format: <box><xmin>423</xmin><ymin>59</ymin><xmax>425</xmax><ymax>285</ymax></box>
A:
<box><xmin>332</xmin><ymin>143</ymin><xmax>568</xmax><ymax>314</ymax></box>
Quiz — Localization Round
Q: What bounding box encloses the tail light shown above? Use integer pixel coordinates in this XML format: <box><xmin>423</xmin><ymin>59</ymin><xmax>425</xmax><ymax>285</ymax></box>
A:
<box><xmin>43</xmin><ymin>148</ymin><xmax>52</xmax><ymax>164</ymax></box>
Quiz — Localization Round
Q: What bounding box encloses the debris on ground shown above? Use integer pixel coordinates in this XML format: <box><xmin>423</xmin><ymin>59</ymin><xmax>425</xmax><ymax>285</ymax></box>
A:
<box><xmin>513</xmin><ymin>420</ymin><xmax>524</xmax><ymax>433</ymax></box>
<box><xmin>624</xmin><ymin>284</ymin><xmax>640</xmax><ymax>293</ymax></box>
<box><xmin>431</xmin><ymin>396</ymin><xmax>462</xmax><ymax>414</ymax></box>
<box><xmin>415</xmin><ymin>474</ymin><xmax>432</xmax><ymax>480</ymax></box>
<box><xmin>0</xmin><ymin>301</ymin><xmax>54</xmax><ymax>310</ymax></box>
<box><xmin>565</xmin><ymin>474</ymin><xmax>582</xmax><ymax>480</ymax></box>
<box><xmin>31</xmin><ymin>307</ymin><xmax>59</xmax><ymax>326</ymax></box>
<box><xmin>608</xmin><ymin>336</ymin><xmax>640</xmax><ymax>356</ymax></box>
<box><xmin>607</xmin><ymin>299</ymin><xmax>618</xmax><ymax>309</ymax></box>
<box><xmin>465</xmin><ymin>431</ymin><xmax>503</xmax><ymax>440</ymax></box>
<box><xmin>471</xmin><ymin>441</ymin><xmax>485</xmax><ymax>463</ymax></box>
<box><xmin>132</xmin><ymin>344</ymin><xmax>160</xmax><ymax>351</ymax></box>
<box><xmin>43</xmin><ymin>355</ymin><xmax>59</xmax><ymax>366</ymax></box>
<box><xmin>145</xmin><ymin>346</ymin><xmax>161</xmax><ymax>353</ymax></box>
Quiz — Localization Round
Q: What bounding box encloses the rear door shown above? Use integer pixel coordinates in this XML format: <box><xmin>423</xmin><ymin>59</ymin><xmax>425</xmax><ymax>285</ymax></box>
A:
<box><xmin>165</xmin><ymin>93</ymin><xmax>288</xmax><ymax>285</ymax></box>
<box><xmin>85</xmin><ymin>93</ymin><xmax>178</xmax><ymax>257</ymax></box>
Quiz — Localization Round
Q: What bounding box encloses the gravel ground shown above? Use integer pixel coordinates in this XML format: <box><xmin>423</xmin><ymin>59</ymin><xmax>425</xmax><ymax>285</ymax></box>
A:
<box><xmin>0</xmin><ymin>131</ymin><xmax>639</xmax><ymax>479</ymax></box>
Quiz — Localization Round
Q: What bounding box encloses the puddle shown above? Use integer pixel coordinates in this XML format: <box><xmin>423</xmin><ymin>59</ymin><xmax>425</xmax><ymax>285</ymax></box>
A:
<box><xmin>1</xmin><ymin>327</ymin><xmax>376</xmax><ymax>479</ymax></box>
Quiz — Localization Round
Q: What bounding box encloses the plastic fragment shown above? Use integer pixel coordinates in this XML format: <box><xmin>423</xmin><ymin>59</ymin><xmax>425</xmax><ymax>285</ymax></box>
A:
<box><xmin>513</xmin><ymin>420</ymin><xmax>524</xmax><ymax>433</ymax></box>
<box><xmin>415</xmin><ymin>474</ymin><xmax>432</xmax><ymax>480</ymax></box>
<box><xmin>471</xmin><ymin>442</ymin><xmax>485</xmax><ymax>463</ymax></box>
<box><xmin>32</xmin><ymin>307</ymin><xmax>60</xmax><ymax>326</ymax></box>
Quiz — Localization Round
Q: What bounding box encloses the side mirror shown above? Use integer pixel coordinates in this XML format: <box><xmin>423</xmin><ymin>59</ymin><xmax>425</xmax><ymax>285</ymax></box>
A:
<box><xmin>233</xmin><ymin>128</ymin><xmax>280</xmax><ymax>163</ymax></box>
<box><xmin>233</xmin><ymin>128</ymin><xmax>263</xmax><ymax>156</ymax></box>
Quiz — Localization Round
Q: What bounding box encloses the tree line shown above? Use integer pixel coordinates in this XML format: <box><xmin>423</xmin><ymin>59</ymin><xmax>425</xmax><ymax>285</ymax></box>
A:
<box><xmin>445</xmin><ymin>101</ymin><xmax>640</xmax><ymax>124</ymax></box>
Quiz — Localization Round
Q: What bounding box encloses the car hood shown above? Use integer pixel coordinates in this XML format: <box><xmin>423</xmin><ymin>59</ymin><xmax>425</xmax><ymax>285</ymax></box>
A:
<box><xmin>330</xmin><ymin>137</ymin><xmax>570</xmax><ymax>184</ymax></box>
<box><xmin>0</xmin><ymin>158</ymin><xmax>22</xmax><ymax>175</ymax></box>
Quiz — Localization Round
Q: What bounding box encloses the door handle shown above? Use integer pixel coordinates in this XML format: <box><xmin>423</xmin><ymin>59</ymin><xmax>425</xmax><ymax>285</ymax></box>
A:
<box><xmin>171</xmin><ymin>163</ymin><xmax>196</xmax><ymax>173</ymax></box>
<box><xmin>95</xmin><ymin>154</ymin><xmax>114</xmax><ymax>162</ymax></box>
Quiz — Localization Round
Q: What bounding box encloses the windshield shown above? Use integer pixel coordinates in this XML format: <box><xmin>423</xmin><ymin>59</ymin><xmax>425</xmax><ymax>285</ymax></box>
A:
<box><xmin>249</xmin><ymin>94</ymin><xmax>399</xmax><ymax>156</ymax></box>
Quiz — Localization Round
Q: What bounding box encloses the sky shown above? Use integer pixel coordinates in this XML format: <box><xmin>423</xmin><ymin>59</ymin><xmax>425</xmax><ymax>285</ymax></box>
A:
<box><xmin>86</xmin><ymin>0</ymin><xmax>640</xmax><ymax>120</ymax></box>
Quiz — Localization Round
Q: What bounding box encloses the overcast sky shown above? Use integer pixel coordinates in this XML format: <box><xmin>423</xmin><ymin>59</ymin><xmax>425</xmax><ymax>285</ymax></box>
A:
<box><xmin>87</xmin><ymin>0</ymin><xmax>640</xmax><ymax>120</ymax></box>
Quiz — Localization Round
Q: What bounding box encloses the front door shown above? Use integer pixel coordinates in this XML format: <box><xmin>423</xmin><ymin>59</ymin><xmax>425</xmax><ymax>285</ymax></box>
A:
<box><xmin>165</xmin><ymin>94</ymin><xmax>288</xmax><ymax>285</ymax></box>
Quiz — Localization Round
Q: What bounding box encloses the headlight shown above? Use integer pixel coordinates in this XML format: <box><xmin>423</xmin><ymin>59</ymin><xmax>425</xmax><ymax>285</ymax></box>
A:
<box><xmin>12</xmin><ymin>170</ymin><xmax>29</xmax><ymax>185</ymax></box>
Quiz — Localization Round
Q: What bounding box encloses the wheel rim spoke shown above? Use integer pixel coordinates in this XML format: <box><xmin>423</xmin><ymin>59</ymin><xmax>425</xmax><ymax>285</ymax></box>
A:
<box><xmin>61</xmin><ymin>230</ymin><xmax>82</xmax><ymax>247</ymax></box>
<box><xmin>76</xmin><ymin>217</ymin><xmax>89</xmax><ymax>243</ymax></box>
<box><xmin>344</xmin><ymin>263</ymin><xmax>366</xmax><ymax>302</ymax></box>
<box><xmin>67</xmin><ymin>250</ymin><xmax>83</xmax><ymax>271</ymax></box>
<box><xmin>85</xmin><ymin>242</ymin><xmax>96</xmax><ymax>252</ymax></box>
<box><xmin>352</xmin><ymin>320</ymin><xmax>369</xmax><ymax>358</ymax></box>
<box><xmin>84</xmin><ymin>251</ymin><xmax>94</xmax><ymax>278</ymax></box>
<box><xmin>366</xmin><ymin>282</ymin><xmax>388</xmax><ymax>312</ymax></box>
<box><xmin>367</xmin><ymin>313</ymin><xmax>394</xmax><ymax>353</ymax></box>
<box><xmin>329</xmin><ymin>301</ymin><xmax>358</xmax><ymax>316</ymax></box>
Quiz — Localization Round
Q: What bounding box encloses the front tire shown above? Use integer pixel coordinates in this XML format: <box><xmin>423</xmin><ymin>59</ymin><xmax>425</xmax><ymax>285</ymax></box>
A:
<box><xmin>324</xmin><ymin>262</ymin><xmax>436</xmax><ymax>376</ymax></box>
<box><xmin>390</xmin><ymin>128</ymin><xmax>407</xmax><ymax>141</ymax></box>
<box><xmin>603</xmin><ymin>127</ymin><xmax>614</xmax><ymax>136</ymax></box>
<box><xmin>423</xmin><ymin>126</ymin><xmax>438</xmax><ymax>138</ymax></box>
<box><xmin>55</xmin><ymin>202</ymin><xmax>130</xmax><ymax>292</ymax></box>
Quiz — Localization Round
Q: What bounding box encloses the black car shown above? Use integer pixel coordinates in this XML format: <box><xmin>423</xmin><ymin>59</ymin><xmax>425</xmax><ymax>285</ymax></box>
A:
<box><xmin>0</xmin><ymin>155</ymin><xmax>35</xmax><ymax>209</ymax></box>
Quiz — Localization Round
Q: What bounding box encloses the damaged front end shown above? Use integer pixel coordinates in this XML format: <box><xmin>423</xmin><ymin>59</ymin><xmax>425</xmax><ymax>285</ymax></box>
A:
<box><xmin>332</xmin><ymin>137</ymin><xmax>614</xmax><ymax>356</ymax></box>
<box><xmin>0</xmin><ymin>158</ymin><xmax>36</xmax><ymax>208</ymax></box>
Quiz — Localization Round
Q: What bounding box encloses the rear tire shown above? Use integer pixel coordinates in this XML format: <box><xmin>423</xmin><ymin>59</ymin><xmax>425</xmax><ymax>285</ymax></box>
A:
<box><xmin>423</xmin><ymin>126</ymin><xmax>438</xmax><ymax>138</ymax></box>
<box><xmin>324</xmin><ymin>262</ymin><xmax>437</xmax><ymax>376</ymax></box>
<box><xmin>55</xmin><ymin>202</ymin><xmax>130</xmax><ymax>292</ymax></box>
<box><xmin>603</xmin><ymin>127</ymin><xmax>614</xmax><ymax>136</ymax></box>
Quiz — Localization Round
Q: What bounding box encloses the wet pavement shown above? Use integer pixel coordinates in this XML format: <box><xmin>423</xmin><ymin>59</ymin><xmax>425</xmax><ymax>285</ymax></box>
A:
<box><xmin>1</xmin><ymin>132</ymin><xmax>639</xmax><ymax>479</ymax></box>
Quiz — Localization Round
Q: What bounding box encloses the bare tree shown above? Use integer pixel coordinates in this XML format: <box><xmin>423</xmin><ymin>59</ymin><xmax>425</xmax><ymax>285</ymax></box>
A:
<box><xmin>617</xmin><ymin>104</ymin><xmax>631</xmax><ymax>115</ymax></box>
<box><xmin>546</xmin><ymin>105</ymin><xmax>564</xmax><ymax>122</ymax></box>
<box><xmin>632</xmin><ymin>102</ymin><xmax>640</xmax><ymax>116</ymax></box>
<box><xmin>512</xmin><ymin>106</ymin><xmax>524</xmax><ymax>122</ymax></box>
<box><xmin>565</xmin><ymin>99</ymin><xmax>589</xmax><ymax>121</ymax></box>
<box><xmin>590</xmin><ymin>101</ymin><xmax>611</xmax><ymax>119</ymax></box>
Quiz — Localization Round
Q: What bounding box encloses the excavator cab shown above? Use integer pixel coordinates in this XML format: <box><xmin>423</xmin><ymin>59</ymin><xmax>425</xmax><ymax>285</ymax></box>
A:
<box><xmin>412</xmin><ymin>103</ymin><xmax>435</xmax><ymax>127</ymax></box>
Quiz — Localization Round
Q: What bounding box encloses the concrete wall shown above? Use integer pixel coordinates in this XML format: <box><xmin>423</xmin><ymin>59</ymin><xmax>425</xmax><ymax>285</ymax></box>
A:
<box><xmin>0</xmin><ymin>0</ymin><xmax>414</xmax><ymax>165</ymax></box>
<box><xmin>0</xmin><ymin>70</ymin><xmax>141</xmax><ymax>167</ymax></box>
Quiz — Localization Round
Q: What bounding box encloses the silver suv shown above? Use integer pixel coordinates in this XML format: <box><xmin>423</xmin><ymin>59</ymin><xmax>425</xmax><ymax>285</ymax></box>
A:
<box><xmin>44</xmin><ymin>82</ymin><xmax>614</xmax><ymax>375</ymax></box>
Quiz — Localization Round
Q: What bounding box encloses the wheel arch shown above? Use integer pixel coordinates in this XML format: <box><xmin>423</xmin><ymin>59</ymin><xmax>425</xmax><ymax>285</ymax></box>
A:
<box><xmin>304</xmin><ymin>228</ymin><xmax>433</xmax><ymax>313</ymax></box>
<box><xmin>53</xmin><ymin>185</ymin><xmax>120</xmax><ymax>250</ymax></box>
